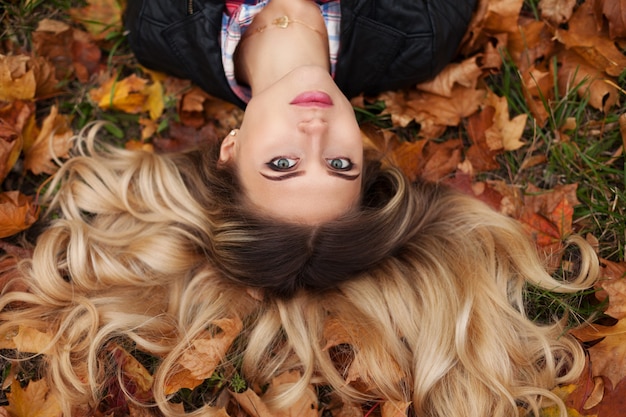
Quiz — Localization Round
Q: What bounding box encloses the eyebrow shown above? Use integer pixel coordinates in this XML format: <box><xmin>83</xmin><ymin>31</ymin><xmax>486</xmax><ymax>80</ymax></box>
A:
<box><xmin>260</xmin><ymin>171</ymin><xmax>361</xmax><ymax>181</ymax></box>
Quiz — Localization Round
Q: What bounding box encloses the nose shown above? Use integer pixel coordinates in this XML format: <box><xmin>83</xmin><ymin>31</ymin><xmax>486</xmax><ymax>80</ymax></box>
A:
<box><xmin>297</xmin><ymin>118</ymin><xmax>328</xmax><ymax>135</ymax></box>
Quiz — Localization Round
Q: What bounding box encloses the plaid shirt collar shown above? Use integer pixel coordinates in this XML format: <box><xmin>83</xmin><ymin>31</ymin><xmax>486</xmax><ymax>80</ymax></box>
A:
<box><xmin>221</xmin><ymin>0</ymin><xmax>341</xmax><ymax>103</ymax></box>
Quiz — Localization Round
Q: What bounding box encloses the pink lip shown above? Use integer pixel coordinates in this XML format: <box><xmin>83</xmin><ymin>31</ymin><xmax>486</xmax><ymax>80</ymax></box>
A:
<box><xmin>290</xmin><ymin>91</ymin><xmax>333</xmax><ymax>107</ymax></box>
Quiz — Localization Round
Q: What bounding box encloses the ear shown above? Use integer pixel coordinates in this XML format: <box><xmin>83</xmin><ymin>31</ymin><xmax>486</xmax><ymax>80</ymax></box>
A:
<box><xmin>219</xmin><ymin>130</ymin><xmax>238</xmax><ymax>164</ymax></box>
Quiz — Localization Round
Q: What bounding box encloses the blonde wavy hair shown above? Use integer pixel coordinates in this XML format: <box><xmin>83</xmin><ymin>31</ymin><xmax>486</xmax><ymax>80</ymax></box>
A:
<box><xmin>0</xmin><ymin>123</ymin><xmax>598</xmax><ymax>417</ymax></box>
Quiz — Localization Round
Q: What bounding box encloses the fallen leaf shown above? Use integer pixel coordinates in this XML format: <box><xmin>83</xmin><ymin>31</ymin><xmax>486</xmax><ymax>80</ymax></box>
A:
<box><xmin>416</xmin><ymin>56</ymin><xmax>482</xmax><ymax>97</ymax></box>
<box><xmin>419</xmin><ymin>139</ymin><xmax>463</xmax><ymax>182</ymax></box>
<box><xmin>584</xmin><ymin>377</ymin><xmax>626</xmax><ymax>417</ymax></box>
<box><xmin>483</xmin><ymin>0</ymin><xmax>525</xmax><ymax>34</ymax></box>
<box><xmin>557</xmin><ymin>50</ymin><xmax>618</xmax><ymax>112</ymax></box>
<box><xmin>143</xmin><ymin>80</ymin><xmax>164</xmax><ymax>120</ymax></box>
<box><xmin>619</xmin><ymin>113</ymin><xmax>626</xmax><ymax>150</ymax></box>
<box><xmin>69</xmin><ymin>0</ymin><xmax>123</xmax><ymax>40</ymax></box>
<box><xmin>90</xmin><ymin>73</ymin><xmax>149</xmax><ymax>114</ymax></box>
<box><xmin>595</xmin><ymin>259</ymin><xmax>626</xmax><ymax>319</ymax></box>
<box><xmin>507</xmin><ymin>19</ymin><xmax>556</xmax><ymax>72</ymax></box>
<box><xmin>5</xmin><ymin>379</ymin><xmax>62</xmax><ymax>417</ymax></box>
<box><xmin>485</xmin><ymin>89</ymin><xmax>527</xmax><ymax>151</ymax></box>
<box><xmin>109</xmin><ymin>344</ymin><xmax>154</xmax><ymax>401</ymax></box>
<box><xmin>540</xmin><ymin>0</ymin><xmax>577</xmax><ymax>25</ymax></box>
<box><xmin>571</xmin><ymin>319</ymin><xmax>626</xmax><ymax>388</ymax></box>
<box><xmin>231</xmin><ymin>390</ymin><xmax>273</xmax><ymax>417</ymax></box>
<box><xmin>0</xmin><ymin>55</ymin><xmax>36</xmax><ymax>101</ymax></box>
<box><xmin>556</xmin><ymin>1</ymin><xmax>626</xmax><ymax>77</ymax></box>
<box><xmin>23</xmin><ymin>105</ymin><xmax>74</xmax><ymax>175</ymax></box>
<box><xmin>596</xmin><ymin>0</ymin><xmax>626</xmax><ymax>39</ymax></box>
<box><xmin>466</xmin><ymin>106</ymin><xmax>502</xmax><ymax>171</ymax></box>
<box><xmin>0</xmin><ymin>191</ymin><xmax>39</xmax><ymax>238</ymax></box>
<box><xmin>166</xmin><ymin>317</ymin><xmax>242</xmax><ymax>394</ymax></box>
<box><xmin>517</xmin><ymin>184</ymin><xmax>578</xmax><ymax>268</ymax></box>
<box><xmin>0</xmin><ymin>325</ymin><xmax>54</xmax><ymax>353</ymax></box>
<box><xmin>520</xmin><ymin>65</ymin><xmax>553</xmax><ymax>127</ymax></box>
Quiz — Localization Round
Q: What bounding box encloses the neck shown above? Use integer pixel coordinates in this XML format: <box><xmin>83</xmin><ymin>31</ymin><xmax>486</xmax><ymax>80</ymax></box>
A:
<box><xmin>234</xmin><ymin>0</ymin><xmax>330</xmax><ymax>95</ymax></box>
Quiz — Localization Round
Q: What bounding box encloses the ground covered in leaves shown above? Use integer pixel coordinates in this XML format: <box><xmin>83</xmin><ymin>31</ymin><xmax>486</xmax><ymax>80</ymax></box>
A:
<box><xmin>0</xmin><ymin>0</ymin><xmax>626</xmax><ymax>415</ymax></box>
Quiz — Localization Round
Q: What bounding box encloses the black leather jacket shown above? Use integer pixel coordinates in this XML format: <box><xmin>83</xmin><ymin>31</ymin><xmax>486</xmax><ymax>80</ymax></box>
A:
<box><xmin>125</xmin><ymin>0</ymin><xmax>476</xmax><ymax>108</ymax></box>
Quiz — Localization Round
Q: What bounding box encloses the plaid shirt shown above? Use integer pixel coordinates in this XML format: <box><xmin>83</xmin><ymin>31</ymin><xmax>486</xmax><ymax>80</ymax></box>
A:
<box><xmin>221</xmin><ymin>0</ymin><xmax>341</xmax><ymax>103</ymax></box>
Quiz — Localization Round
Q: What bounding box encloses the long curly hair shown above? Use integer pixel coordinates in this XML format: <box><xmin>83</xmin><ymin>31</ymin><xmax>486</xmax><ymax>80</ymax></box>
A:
<box><xmin>0</xmin><ymin>123</ymin><xmax>598</xmax><ymax>417</ymax></box>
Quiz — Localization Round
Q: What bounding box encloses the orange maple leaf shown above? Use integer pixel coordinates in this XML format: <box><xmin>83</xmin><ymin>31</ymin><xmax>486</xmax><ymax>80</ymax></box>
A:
<box><xmin>571</xmin><ymin>319</ymin><xmax>626</xmax><ymax>388</ymax></box>
<box><xmin>0</xmin><ymin>191</ymin><xmax>39</xmax><ymax>238</ymax></box>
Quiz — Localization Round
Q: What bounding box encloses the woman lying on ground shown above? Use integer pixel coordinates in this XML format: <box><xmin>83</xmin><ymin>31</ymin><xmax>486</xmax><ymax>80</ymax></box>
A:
<box><xmin>124</xmin><ymin>0</ymin><xmax>477</xmax><ymax>224</ymax></box>
<box><xmin>0</xmin><ymin>123</ymin><xmax>598</xmax><ymax>417</ymax></box>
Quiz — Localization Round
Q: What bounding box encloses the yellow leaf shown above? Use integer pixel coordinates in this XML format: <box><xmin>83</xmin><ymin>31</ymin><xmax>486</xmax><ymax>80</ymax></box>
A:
<box><xmin>91</xmin><ymin>74</ymin><xmax>149</xmax><ymax>114</ymax></box>
<box><xmin>5</xmin><ymin>379</ymin><xmax>61</xmax><ymax>417</ymax></box>
<box><xmin>143</xmin><ymin>81</ymin><xmax>164</xmax><ymax>120</ymax></box>
<box><xmin>0</xmin><ymin>325</ymin><xmax>54</xmax><ymax>353</ymax></box>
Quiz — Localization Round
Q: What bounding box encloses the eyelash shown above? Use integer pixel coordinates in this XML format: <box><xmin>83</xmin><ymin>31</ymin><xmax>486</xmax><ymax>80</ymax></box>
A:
<box><xmin>267</xmin><ymin>157</ymin><xmax>298</xmax><ymax>171</ymax></box>
<box><xmin>266</xmin><ymin>157</ymin><xmax>354</xmax><ymax>171</ymax></box>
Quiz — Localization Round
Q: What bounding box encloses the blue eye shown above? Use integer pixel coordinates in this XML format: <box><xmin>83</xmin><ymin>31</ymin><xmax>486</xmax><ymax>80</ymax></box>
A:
<box><xmin>327</xmin><ymin>158</ymin><xmax>353</xmax><ymax>170</ymax></box>
<box><xmin>268</xmin><ymin>157</ymin><xmax>298</xmax><ymax>170</ymax></box>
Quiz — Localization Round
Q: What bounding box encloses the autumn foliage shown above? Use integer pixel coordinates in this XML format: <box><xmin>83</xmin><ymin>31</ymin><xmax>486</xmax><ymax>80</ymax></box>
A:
<box><xmin>0</xmin><ymin>0</ymin><xmax>626</xmax><ymax>415</ymax></box>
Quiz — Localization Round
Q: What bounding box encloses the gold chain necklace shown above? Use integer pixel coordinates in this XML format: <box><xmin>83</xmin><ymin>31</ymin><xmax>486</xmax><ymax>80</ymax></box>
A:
<box><xmin>243</xmin><ymin>15</ymin><xmax>326</xmax><ymax>40</ymax></box>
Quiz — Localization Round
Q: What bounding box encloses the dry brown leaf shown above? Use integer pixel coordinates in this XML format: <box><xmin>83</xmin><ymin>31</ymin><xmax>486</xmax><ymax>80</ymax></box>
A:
<box><xmin>540</xmin><ymin>0</ymin><xmax>577</xmax><ymax>25</ymax></box>
<box><xmin>507</xmin><ymin>19</ymin><xmax>556</xmax><ymax>72</ymax></box>
<box><xmin>571</xmin><ymin>319</ymin><xmax>626</xmax><ymax>388</ymax></box>
<box><xmin>485</xmin><ymin>90</ymin><xmax>527</xmax><ymax>151</ymax></box>
<box><xmin>69</xmin><ymin>0</ymin><xmax>122</xmax><ymax>40</ymax></box>
<box><xmin>109</xmin><ymin>344</ymin><xmax>154</xmax><ymax>400</ymax></box>
<box><xmin>387</xmin><ymin>140</ymin><xmax>427</xmax><ymax>182</ymax></box>
<box><xmin>619</xmin><ymin>113</ymin><xmax>626</xmax><ymax>151</ymax></box>
<box><xmin>5</xmin><ymin>379</ymin><xmax>62</xmax><ymax>417</ymax></box>
<box><xmin>419</xmin><ymin>139</ymin><xmax>463</xmax><ymax>182</ymax></box>
<box><xmin>231</xmin><ymin>389</ymin><xmax>273</xmax><ymax>417</ymax></box>
<box><xmin>0</xmin><ymin>191</ymin><xmax>39</xmax><ymax>238</ymax></box>
<box><xmin>595</xmin><ymin>259</ymin><xmax>626</xmax><ymax>319</ymax></box>
<box><xmin>0</xmin><ymin>325</ymin><xmax>54</xmax><ymax>353</ymax></box>
<box><xmin>23</xmin><ymin>105</ymin><xmax>74</xmax><ymax>175</ymax></box>
<box><xmin>516</xmin><ymin>184</ymin><xmax>579</xmax><ymax>269</ymax></box>
<box><xmin>466</xmin><ymin>106</ymin><xmax>501</xmax><ymax>171</ymax></box>
<box><xmin>0</xmin><ymin>102</ymin><xmax>29</xmax><ymax>183</ymax></box>
<box><xmin>597</xmin><ymin>0</ymin><xmax>626</xmax><ymax>39</ymax></box>
<box><xmin>0</xmin><ymin>55</ymin><xmax>36</xmax><ymax>101</ymax></box>
<box><xmin>405</xmin><ymin>86</ymin><xmax>485</xmax><ymax>129</ymax></box>
<box><xmin>483</xmin><ymin>0</ymin><xmax>524</xmax><ymax>34</ymax></box>
<box><xmin>556</xmin><ymin>1</ymin><xmax>626</xmax><ymax>77</ymax></box>
<box><xmin>416</xmin><ymin>56</ymin><xmax>482</xmax><ymax>97</ymax></box>
<box><xmin>520</xmin><ymin>65</ymin><xmax>554</xmax><ymax>127</ymax></box>
<box><xmin>557</xmin><ymin>50</ymin><xmax>618</xmax><ymax>112</ymax></box>
<box><xmin>166</xmin><ymin>317</ymin><xmax>242</xmax><ymax>394</ymax></box>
